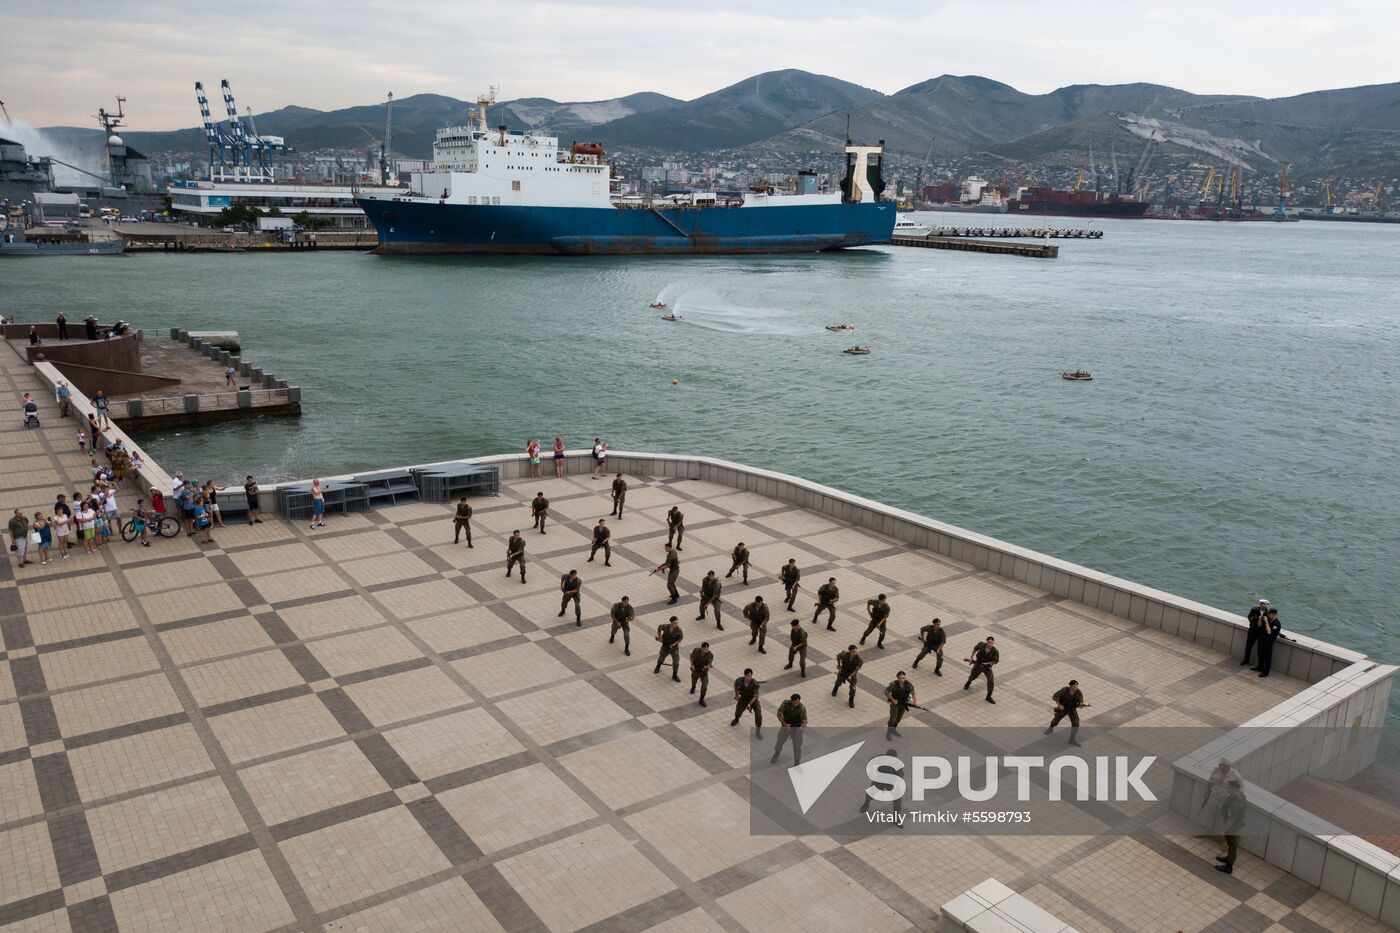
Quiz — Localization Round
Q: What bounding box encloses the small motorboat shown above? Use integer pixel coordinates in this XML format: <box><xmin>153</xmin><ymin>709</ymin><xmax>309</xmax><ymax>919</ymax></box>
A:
<box><xmin>844</xmin><ymin>346</ymin><xmax>871</xmax><ymax>355</ymax></box>
<box><xmin>661</xmin><ymin>313</ymin><xmax>682</xmax><ymax>322</ymax></box>
<box><xmin>825</xmin><ymin>324</ymin><xmax>854</xmax><ymax>332</ymax></box>
<box><xmin>649</xmin><ymin>302</ymin><xmax>667</xmax><ymax>310</ymax></box>
<box><xmin>1061</xmin><ymin>370</ymin><xmax>1093</xmax><ymax>381</ymax></box>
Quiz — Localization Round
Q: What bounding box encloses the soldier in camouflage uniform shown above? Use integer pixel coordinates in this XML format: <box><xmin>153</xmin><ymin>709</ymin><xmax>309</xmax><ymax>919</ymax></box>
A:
<box><xmin>609</xmin><ymin>596</ymin><xmax>634</xmax><ymax>655</ymax></box>
<box><xmin>697</xmin><ymin>570</ymin><xmax>723</xmax><ymax>629</ymax></box>
<box><xmin>861</xmin><ymin>594</ymin><xmax>891</xmax><ymax>648</ymax></box>
<box><xmin>689</xmin><ymin>641</ymin><xmax>714</xmax><ymax>706</ymax></box>
<box><xmin>779</xmin><ymin>558</ymin><xmax>800</xmax><ymax>611</ymax></box>
<box><xmin>884</xmin><ymin>671</ymin><xmax>917</xmax><ymax>739</ymax></box>
<box><xmin>744</xmin><ymin>595</ymin><xmax>769</xmax><ymax>652</ymax></box>
<box><xmin>832</xmin><ymin>644</ymin><xmax>863</xmax><ymax>708</ymax></box>
<box><xmin>770</xmin><ymin>694</ymin><xmax>807</xmax><ymax>766</ymax></box>
<box><xmin>558</xmin><ymin>569</ymin><xmax>582</xmax><ymax>625</ymax></box>
<box><xmin>913</xmin><ymin>618</ymin><xmax>945</xmax><ymax>674</ymax></box>
<box><xmin>732</xmin><ymin>668</ymin><xmax>763</xmax><ymax>735</ymax></box>
<box><xmin>813</xmin><ymin>577</ymin><xmax>839</xmax><ymax>631</ymax></box>
<box><xmin>588</xmin><ymin>519</ymin><xmax>611</xmax><ymax>565</ymax></box>
<box><xmin>506</xmin><ymin>531</ymin><xmax>527</xmax><ymax>583</ymax></box>
<box><xmin>784</xmin><ymin>619</ymin><xmax>809</xmax><ymax>677</ymax></box>
<box><xmin>726</xmin><ymin>542</ymin><xmax>750</xmax><ymax>584</ymax></box>
<box><xmin>654</xmin><ymin>616</ymin><xmax>684</xmax><ymax>681</ymax></box>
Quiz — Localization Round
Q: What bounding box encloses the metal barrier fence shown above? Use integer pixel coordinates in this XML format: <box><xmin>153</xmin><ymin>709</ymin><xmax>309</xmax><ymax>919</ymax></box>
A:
<box><xmin>111</xmin><ymin>387</ymin><xmax>296</xmax><ymax>419</ymax></box>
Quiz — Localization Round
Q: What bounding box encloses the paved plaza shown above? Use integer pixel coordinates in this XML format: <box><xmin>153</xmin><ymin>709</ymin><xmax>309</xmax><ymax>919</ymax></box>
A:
<box><xmin>1</xmin><ymin>353</ymin><xmax>1394</xmax><ymax>932</ymax></box>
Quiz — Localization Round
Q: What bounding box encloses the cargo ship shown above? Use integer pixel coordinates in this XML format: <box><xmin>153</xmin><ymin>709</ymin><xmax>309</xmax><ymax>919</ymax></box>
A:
<box><xmin>1007</xmin><ymin>186</ymin><xmax>1149</xmax><ymax>219</ymax></box>
<box><xmin>356</xmin><ymin>96</ymin><xmax>895</xmax><ymax>255</ymax></box>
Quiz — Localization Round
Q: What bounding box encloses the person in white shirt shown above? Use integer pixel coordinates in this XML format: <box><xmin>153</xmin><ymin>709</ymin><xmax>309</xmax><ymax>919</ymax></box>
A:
<box><xmin>591</xmin><ymin>438</ymin><xmax>608</xmax><ymax>479</ymax></box>
<box><xmin>78</xmin><ymin>503</ymin><xmax>98</xmax><ymax>554</ymax></box>
<box><xmin>104</xmin><ymin>489</ymin><xmax>119</xmax><ymax>525</ymax></box>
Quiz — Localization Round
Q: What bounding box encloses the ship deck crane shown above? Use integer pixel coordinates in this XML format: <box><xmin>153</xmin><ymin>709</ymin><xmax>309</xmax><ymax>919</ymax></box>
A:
<box><xmin>380</xmin><ymin>92</ymin><xmax>394</xmax><ymax>185</ymax></box>
<box><xmin>1321</xmin><ymin>179</ymin><xmax>1334</xmax><ymax>212</ymax></box>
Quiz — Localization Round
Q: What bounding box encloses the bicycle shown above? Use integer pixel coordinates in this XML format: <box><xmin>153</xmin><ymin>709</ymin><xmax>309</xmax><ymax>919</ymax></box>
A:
<box><xmin>121</xmin><ymin>510</ymin><xmax>180</xmax><ymax>542</ymax></box>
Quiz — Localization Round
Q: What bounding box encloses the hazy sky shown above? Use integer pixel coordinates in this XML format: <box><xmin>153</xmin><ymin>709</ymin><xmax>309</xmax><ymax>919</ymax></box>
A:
<box><xmin>4</xmin><ymin>0</ymin><xmax>1397</xmax><ymax>130</ymax></box>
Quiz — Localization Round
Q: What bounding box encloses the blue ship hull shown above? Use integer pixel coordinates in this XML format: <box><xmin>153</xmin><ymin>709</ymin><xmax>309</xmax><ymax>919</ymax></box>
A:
<box><xmin>356</xmin><ymin>198</ymin><xmax>896</xmax><ymax>255</ymax></box>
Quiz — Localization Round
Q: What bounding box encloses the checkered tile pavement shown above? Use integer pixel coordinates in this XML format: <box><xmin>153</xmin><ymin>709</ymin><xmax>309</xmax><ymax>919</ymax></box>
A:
<box><xmin>1</xmin><ymin>345</ymin><xmax>1391</xmax><ymax>932</ymax></box>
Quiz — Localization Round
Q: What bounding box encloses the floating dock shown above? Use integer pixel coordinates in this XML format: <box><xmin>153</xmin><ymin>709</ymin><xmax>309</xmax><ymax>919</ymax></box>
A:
<box><xmin>889</xmin><ymin>235</ymin><xmax>1059</xmax><ymax>258</ymax></box>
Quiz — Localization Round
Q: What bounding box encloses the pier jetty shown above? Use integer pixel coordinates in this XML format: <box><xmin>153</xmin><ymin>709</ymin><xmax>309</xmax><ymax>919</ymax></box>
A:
<box><xmin>1</xmin><ymin>339</ymin><xmax>1397</xmax><ymax>930</ymax></box>
<box><xmin>890</xmin><ymin>235</ymin><xmax>1060</xmax><ymax>258</ymax></box>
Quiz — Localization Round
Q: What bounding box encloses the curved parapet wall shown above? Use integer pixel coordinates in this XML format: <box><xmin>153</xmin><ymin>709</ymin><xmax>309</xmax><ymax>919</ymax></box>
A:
<box><xmin>275</xmin><ymin>448</ymin><xmax>1370</xmax><ymax>683</ymax></box>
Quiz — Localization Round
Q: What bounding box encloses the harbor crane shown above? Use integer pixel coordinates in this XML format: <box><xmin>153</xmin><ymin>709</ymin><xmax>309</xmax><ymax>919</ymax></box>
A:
<box><xmin>1198</xmin><ymin>167</ymin><xmax>1216</xmax><ymax>200</ymax></box>
<box><xmin>379</xmin><ymin>92</ymin><xmax>394</xmax><ymax>185</ymax></box>
<box><xmin>194</xmin><ymin>79</ymin><xmax>287</xmax><ymax>182</ymax></box>
<box><xmin>1274</xmin><ymin>163</ymin><xmax>1290</xmax><ymax>217</ymax></box>
<box><xmin>1321</xmin><ymin>179</ymin><xmax>1335</xmax><ymax>212</ymax></box>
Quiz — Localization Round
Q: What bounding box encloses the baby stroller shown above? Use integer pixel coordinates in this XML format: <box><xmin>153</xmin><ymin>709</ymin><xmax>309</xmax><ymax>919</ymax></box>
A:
<box><xmin>23</xmin><ymin>402</ymin><xmax>40</xmax><ymax>428</ymax></box>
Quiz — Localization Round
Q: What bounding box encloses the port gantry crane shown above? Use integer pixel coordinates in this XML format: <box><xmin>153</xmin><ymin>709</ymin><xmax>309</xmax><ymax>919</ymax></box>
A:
<box><xmin>194</xmin><ymin>79</ymin><xmax>288</xmax><ymax>183</ymax></box>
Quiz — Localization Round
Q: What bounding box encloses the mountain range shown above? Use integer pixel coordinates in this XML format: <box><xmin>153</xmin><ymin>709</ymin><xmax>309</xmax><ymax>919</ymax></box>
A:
<box><xmin>37</xmin><ymin>71</ymin><xmax>1400</xmax><ymax>180</ymax></box>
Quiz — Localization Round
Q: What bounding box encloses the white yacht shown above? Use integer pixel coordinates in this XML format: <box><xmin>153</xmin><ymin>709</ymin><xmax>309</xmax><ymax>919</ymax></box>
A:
<box><xmin>893</xmin><ymin>214</ymin><xmax>933</xmax><ymax>237</ymax></box>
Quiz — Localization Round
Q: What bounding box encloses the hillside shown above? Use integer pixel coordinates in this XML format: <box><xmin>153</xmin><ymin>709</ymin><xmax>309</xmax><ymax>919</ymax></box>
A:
<box><xmin>767</xmin><ymin>75</ymin><xmax>1253</xmax><ymax>158</ymax></box>
<box><xmin>594</xmin><ymin>70</ymin><xmax>884</xmax><ymax>150</ymax></box>
<box><xmin>34</xmin><ymin>75</ymin><xmax>1400</xmax><ymax>179</ymax></box>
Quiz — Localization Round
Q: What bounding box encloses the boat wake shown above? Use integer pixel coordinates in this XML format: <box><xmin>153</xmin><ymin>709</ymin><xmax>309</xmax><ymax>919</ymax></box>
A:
<box><xmin>667</xmin><ymin>288</ymin><xmax>806</xmax><ymax>336</ymax></box>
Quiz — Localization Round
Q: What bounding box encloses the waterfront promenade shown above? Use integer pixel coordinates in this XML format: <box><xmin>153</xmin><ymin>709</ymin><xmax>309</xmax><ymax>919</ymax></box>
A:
<box><xmin>1</xmin><ymin>347</ymin><xmax>1394</xmax><ymax>931</ymax></box>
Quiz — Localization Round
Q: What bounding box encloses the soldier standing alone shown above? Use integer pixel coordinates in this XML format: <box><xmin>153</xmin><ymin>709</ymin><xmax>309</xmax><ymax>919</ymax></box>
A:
<box><xmin>885</xmin><ymin>671</ymin><xmax>916</xmax><ymax>739</ymax></box>
<box><xmin>1044</xmin><ymin>679</ymin><xmax>1085</xmax><ymax>745</ymax></box>
<box><xmin>732</xmin><ymin>669</ymin><xmax>763</xmax><ymax>735</ymax></box>
<box><xmin>913</xmin><ymin>618</ymin><xmax>945</xmax><ymax>674</ymax></box>
<box><xmin>530</xmin><ymin>492</ymin><xmax>549</xmax><ymax>534</ymax></box>
<box><xmin>506</xmin><ymin>531</ymin><xmax>527</xmax><ymax>584</ymax></box>
<box><xmin>813</xmin><ymin>577</ymin><xmax>840</xmax><ymax>631</ymax></box>
<box><xmin>1214</xmin><ymin>780</ymin><xmax>1248</xmax><ymax>874</ymax></box>
<box><xmin>770</xmin><ymin>694</ymin><xmax>807</xmax><ymax>766</ymax></box>
<box><xmin>964</xmin><ymin>636</ymin><xmax>999</xmax><ymax>703</ymax></box>
<box><xmin>666</xmin><ymin>506</ymin><xmax>685</xmax><ymax>550</ymax></box>
<box><xmin>779</xmin><ymin>558</ymin><xmax>800</xmax><ymax>611</ymax></box>
<box><xmin>610</xmin><ymin>473</ymin><xmax>627</xmax><ymax>517</ymax></box>
<box><xmin>558</xmin><ymin>569</ymin><xmax>582</xmax><ymax>625</ymax></box>
<box><xmin>609</xmin><ymin>596</ymin><xmax>634</xmax><ymax>655</ymax></box>
<box><xmin>861</xmin><ymin>594</ymin><xmax>891</xmax><ymax>648</ymax></box>
<box><xmin>726</xmin><ymin>542</ymin><xmax>750</xmax><ymax>584</ymax></box>
<box><xmin>832</xmin><ymin>644</ymin><xmax>863</xmax><ymax>708</ymax></box>
<box><xmin>588</xmin><ymin>519</ymin><xmax>611</xmax><ymax>565</ymax></box>
<box><xmin>689</xmin><ymin>641</ymin><xmax>714</xmax><ymax>706</ymax></box>
<box><xmin>655</xmin><ymin>544</ymin><xmax>681</xmax><ymax>604</ymax></box>
<box><xmin>654</xmin><ymin>616</ymin><xmax>684</xmax><ymax>681</ymax></box>
<box><xmin>784</xmin><ymin>619</ymin><xmax>809</xmax><ymax>677</ymax></box>
<box><xmin>452</xmin><ymin>496</ymin><xmax>473</xmax><ymax>547</ymax></box>
<box><xmin>697</xmin><ymin>570</ymin><xmax>723</xmax><ymax>629</ymax></box>
<box><xmin>744</xmin><ymin>595</ymin><xmax>769</xmax><ymax>652</ymax></box>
